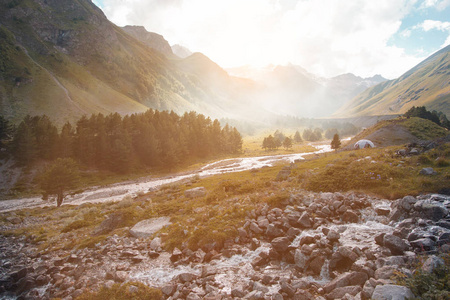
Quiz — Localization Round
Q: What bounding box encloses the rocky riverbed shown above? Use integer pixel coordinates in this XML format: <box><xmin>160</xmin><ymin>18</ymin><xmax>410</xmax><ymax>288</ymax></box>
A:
<box><xmin>1</xmin><ymin>190</ymin><xmax>449</xmax><ymax>299</ymax></box>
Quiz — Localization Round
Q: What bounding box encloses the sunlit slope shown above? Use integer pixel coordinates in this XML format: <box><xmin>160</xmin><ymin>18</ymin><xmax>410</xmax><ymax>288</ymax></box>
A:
<box><xmin>343</xmin><ymin>117</ymin><xmax>448</xmax><ymax>149</ymax></box>
<box><xmin>335</xmin><ymin>45</ymin><xmax>450</xmax><ymax>117</ymax></box>
<box><xmin>0</xmin><ymin>0</ymin><xmax>242</xmax><ymax>125</ymax></box>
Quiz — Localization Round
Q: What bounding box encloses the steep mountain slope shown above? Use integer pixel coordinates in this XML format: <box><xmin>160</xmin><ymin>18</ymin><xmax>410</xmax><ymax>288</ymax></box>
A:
<box><xmin>323</xmin><ymin>73</ymin><xmax>386</xmax><ymax>105</ymax></box>
<box><xmin>0</xmin><ymin>0</ymin><xmax>247</xmax><ymax>125</ymax></box>
<box><xmin>335</xmin><ymin>45</ymin><xmax>450</xmax><ymax>117</ymax></box>
<box><xmin>121</xmin><ymin>25</ymin><xmax>174</xmax><ymax>57</ymax></box>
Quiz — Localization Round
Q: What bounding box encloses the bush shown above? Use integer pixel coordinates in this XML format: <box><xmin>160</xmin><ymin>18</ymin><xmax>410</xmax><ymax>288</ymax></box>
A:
<box><xmin>61</xmin><ymin>219</ymin><xmax>91</xmax><ymax>233</ymax></box>
<box><xmin>435</xmin><ymin>157</ymin><xmax>449</xmax><ymax>167</ymax></box>
<box><xmin>395</xmin><ymin>254</ymin><xmax>450</xmax><ymax>300</ymax></box>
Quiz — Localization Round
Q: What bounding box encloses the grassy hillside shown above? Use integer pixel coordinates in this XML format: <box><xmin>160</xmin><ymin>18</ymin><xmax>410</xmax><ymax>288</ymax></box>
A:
<box><xmin>0</xmin><ymin>0</ymin><xmax>253</xmax><ymax>126</ymax></box>
<box><xmin>335</xmin><ymin>45</ymin><xmax>450</xmax><ymax>117</ymax></box>
<box><xmin>343</xmin><ymin>117</ymin><xmax>448</xmax><ymax>149</ymax></box>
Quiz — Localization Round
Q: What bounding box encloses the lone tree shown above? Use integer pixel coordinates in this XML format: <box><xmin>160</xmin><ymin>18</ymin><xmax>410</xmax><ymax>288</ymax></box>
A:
<box><xmin>39</xmin><ymin>158</ymin><xmax>80</xmax><ymax>207</ymax></box>
<box><xmin>331</xmin><ymin>133</ymin><xmax>341</xmax><ymax>151</ymax></box>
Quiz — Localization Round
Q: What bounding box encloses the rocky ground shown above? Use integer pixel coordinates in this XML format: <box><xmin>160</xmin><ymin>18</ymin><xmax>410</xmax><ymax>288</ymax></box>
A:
<box><xmin>1</xmin><ymin>190</ymin><xmax>449</xmax><ymax>299</ymax></box>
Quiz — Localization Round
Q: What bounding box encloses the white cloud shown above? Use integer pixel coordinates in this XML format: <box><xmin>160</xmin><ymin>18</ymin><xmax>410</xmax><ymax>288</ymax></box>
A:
<box><xmin>420</xmin><ymin>0</ymin><xmax>450</xmax><ymax>10</ymax></box>
<box><xmin>419</xmin><ymin>20</ymin><xmax>450</xmax><ymax>31</ymax></box>
<box><xmin>100</xmin><ymin>0</ymin><xmax>425</xmax><ymax>78</ymax></box>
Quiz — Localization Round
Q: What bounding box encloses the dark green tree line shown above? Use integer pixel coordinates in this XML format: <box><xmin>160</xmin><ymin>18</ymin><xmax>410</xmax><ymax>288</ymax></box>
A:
<box><xmin>9</xmin><ymin>110</ymin><xmax>243</xmax><ymax>173</ymax></box>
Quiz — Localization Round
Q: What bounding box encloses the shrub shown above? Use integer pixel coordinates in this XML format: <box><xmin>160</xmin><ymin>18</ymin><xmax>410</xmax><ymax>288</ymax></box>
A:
<box><xmin>394</xmin><ymin>254</ymin><xmax>450</xmax><ymax>300</ymax></box>
<box><xmin>61</xmin><ymin>219</ymin><xmax>91</xmax><ymax>233</ymax></box>
<box><xmin>435</xmin><ymin>157</ymin><xmax>449</xmax><ymax>167</ymax></box>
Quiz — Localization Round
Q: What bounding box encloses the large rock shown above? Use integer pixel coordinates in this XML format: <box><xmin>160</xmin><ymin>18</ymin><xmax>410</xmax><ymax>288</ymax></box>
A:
<box><xmin>383</xmin><ymin>234</ymin><xmax>410</xmax><ymax>255</ymax></box>
<box><xmin>325</xmin><ymin>286</ymin><xmax>361</xmax><ymax>300</ymax></box>
<box><xmin>129</xmin><ymin>217</ymin><xmax>171</xmax><ymax>238</ymax></box>
<box><xmin>309</xmin><ymin>255</ymin><xmax>326</xmax><ymax>275</ymax></box>
<box><xmin>271</xmin><ymin>237</ymin><xmax>291</xmax><ymax>253</ymax></box>
<box><xmin>323</xmin><ymin>271</ymin><xmax>368</xmax><ymax>294</ymax></box>
<box><xmin>294</xmin><ymin>249</ymin><xmax>308</xmax><ymax>270</ymax></box>
<box><xmin>92</xmin><ymin>213</ymin><xmax>125</xmax><ymax>236</ymax></box>
<box><xmin>185</xmin><ymin>187</ymin><xmax>207</xmax><ymax>198</ymax></box>
<box><xmin>371</xmin><ymin>284</ymin><xmax>414</xmax><ymax>300</ymax></box>
<box><xmin>342</xmin><ymin>211</ymin><xmax>359</xmax><ymax>223</ymax></box>
<box><xmin>419</xmin><ymin>167</ymin><xmax>437</xmax><ymax>175</ymax></box>
<box><xmin>421</xmin><ymin>203</ymin><xmax>448</xmax><ymax>221</ymax></box>
<box><xmin>298</xmin><ymin>212</ymin><xmax>312</xmax><ymax>228</ymax></box>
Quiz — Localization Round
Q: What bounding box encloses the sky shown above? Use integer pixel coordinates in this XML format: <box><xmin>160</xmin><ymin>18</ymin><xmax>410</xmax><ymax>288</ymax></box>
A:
<box><xmin>93</xmin><ymin>0</ymin><xmax>450</xmax><ymax>79</ymax></box>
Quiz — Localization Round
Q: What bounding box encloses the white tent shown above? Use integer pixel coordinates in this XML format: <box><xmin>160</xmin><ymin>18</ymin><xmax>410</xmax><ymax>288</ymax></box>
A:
<box><xmin>354</xmin><ymin>139</ymin><xmax>374</xmax><ymax>149</ymax></box>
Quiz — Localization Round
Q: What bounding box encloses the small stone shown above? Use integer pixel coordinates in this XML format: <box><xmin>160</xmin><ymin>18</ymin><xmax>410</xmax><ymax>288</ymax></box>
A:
<box><xmin>419</xmin><ymin>167</ymin><xmax>437</xmax><ymax>175</ymax></box>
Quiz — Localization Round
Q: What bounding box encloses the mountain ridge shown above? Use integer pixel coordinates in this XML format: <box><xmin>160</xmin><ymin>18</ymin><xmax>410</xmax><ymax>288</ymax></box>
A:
<box><xmin>334</xmin><ymin>44</ymin><xmax>450</xmax><ymax>117</ymax></box>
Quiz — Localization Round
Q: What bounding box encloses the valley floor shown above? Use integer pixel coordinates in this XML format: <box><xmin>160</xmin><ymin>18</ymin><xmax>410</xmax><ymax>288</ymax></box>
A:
<box><xmin>0</xmin><ymin>139</ymin><xmax>449</xmax><ymax>299</ymax></box>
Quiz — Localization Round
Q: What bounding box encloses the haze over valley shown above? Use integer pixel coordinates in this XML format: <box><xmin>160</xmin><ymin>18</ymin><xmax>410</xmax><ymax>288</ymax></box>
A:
<box><xmin>0</xmin><ymin>1</ymin><xmax>449</xmax><ymax>300</ymax></box>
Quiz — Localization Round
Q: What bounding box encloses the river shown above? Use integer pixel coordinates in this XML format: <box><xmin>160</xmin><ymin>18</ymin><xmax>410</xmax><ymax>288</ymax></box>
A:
<box><xmin>0</xmin><ymin>144</ymin><xmax>332</xmax><ymax>213</ymax></box>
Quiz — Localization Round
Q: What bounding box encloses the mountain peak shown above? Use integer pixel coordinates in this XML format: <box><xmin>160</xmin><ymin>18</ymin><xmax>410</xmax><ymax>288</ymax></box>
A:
<box><xmin>171</xmin><ymin>44</ymin><xmax>193</xmax><ymax>58</ymax></box>
<box><xmin>121</xmin><ymin>25</ymin><xmax>173</xmax><ymax>56</ymax></box>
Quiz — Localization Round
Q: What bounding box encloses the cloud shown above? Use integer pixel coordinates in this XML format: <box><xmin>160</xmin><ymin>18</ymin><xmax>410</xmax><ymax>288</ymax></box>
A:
<box><xmin>100</xmin><ymin>0</ymin><xmax>425</xmax><ymax>78</ymax></box>
<box><xmin>420</xmin><ymin>0</ymin><xmax>450</xmax><ymax>10</ymax></box>
<box><xmin>419</xmin><ymin>20</ymin><xmax>450</xmax><ymax>31</ymax></box>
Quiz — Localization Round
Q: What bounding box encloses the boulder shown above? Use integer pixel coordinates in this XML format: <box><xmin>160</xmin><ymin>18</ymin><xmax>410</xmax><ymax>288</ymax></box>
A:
<box><xmin>410</xmin><ymin>238</ymin><xmax>435</xmax><ymax>251</ymax></box>
<box><xmin>271</xmin><ymin>237</ymin><xmax>291</xmax><ymax>253</ymax></box>
<box><xmin>421</xmin><ymin>203</ymin><xmax>448</xmax><ymax>221</ymax></box>
<box><xmin>323</xmin><ymin>271</ymin><xmax>368</xmax><ymax>294</ymax></box>
<box><xmin>280</xmin><ymin>282</ymin><xmax>296</xmax><ymax>297</ymax></box>
<box><xmin>421</xmin><ymin>255</ymin><xmax>445</xmax><ymax>273</ymax></box>
<box><xmin>185</xmin><ymin>187</ymin><xmax>207</xmax><ymax>198</ymax></box>
<box><xmin>371</xmin><ymin>284</ymin><xmax>414</xmax><ymax>300</ymax></box>
<box><xmin>129</xmin><ymin>217</ymin><xmax>171</xmax><ymax>238</ymax></box>
<box><xmin>294</xmin><ymin>249</ymin><xmax>308</xmax><ymax>270</ymax></box>
<box><xmin>170</xmin><ymin>248</ymin><xmax>183</xmax><ymax>262</ymax></box>
<box><xmin>298</xmin><ymin>212</ymin><xmax>312</xmax><ymax>228</ymax></box>
<box><xmin>92</xmin><ymin>213</ymin><xmax>125</xmax><ymax>236</ymax></box>
<box><xmin>249</xmin><ymin>222</ymin><xmax>263</xmax><ymax>234</ymax></box>
<box><xmin>149</xmin><ymin>237</ymin><xmax>162</xmax><ymax>250</ymax></box>
<box><xmin>383</xmin><ymin>235</ymin><xmax>410</xmax><ymax>255</ymax></box>
<box><xmin>276</xmin><ymin>167</ymin><xmax>291</xmax><ymax>181</ymax></box>
<box><xmin>327</xmin><ymin>230</ymin><xmax>340</xmax><ymax>242</ymax></box>
<box><xmin>309</xmin><ymin>255</ymin><xmax>326</xmax><ymax>275</ymax></box>
<box><xmin>325</xmin><ymin>286</ymin><xmax>361</xmax><ymax>300</ymax></box>
<box><xmin>342</xmin><ymin>211</ymin><xmax>359</xmax><ymax>223</ymax></box>
<box><xmin>419</xmin><ymin>167</ymin><xmax>437</xmax><ymax>175</ymax></box>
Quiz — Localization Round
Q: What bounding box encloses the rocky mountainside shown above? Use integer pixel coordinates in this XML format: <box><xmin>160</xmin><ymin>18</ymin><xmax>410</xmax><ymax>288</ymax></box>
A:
<box><xmin>0</xmin><ymin>0</ymin><xmax>253</xmax><ymax>125</ymax></box>
<box><xmin>335</xmin><ymin>44</ymin><xmax>450</xmax><ymax>117</ymax></box>
<box><xmin>121</xmin><ymin>25</ymin><xmax>174</xmax><ymax>57</ymax></box>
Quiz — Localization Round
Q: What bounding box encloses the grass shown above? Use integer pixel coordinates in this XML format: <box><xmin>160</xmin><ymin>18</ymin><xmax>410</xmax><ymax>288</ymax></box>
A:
<box><xmin>1</xmin><ymin>138</ymin><xmax>448</xmax><ymax>254</ymax></box>
<box><xmin>402</xmin><ymin>117</ymin><xmax>448</xmax><ymax>140</ymax></box>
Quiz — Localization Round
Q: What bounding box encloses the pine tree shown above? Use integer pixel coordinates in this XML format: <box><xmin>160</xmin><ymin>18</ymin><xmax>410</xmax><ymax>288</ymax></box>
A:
<box><xmin>294</xmin><ymin>131</ymin><xmax>302</xmax><ymax>143</ymax></box>
<box><xmin>283</xmin><ymin>137</ymin><xmax>293</xmax><ymax>150</ymax></box>
<box><xmin>0</xmin><ymin>116</ymin><xmax>12</xmax><ymax>147</ymax></box>
<box><xmin>12</xmin><ymin>119</ymin><xmax>37</xmax><ymax>165</ymax></box>
<box><xmin>331</xmin><ymin>133</ymin><xmax>341</xmax><ymax>151</ymax></box>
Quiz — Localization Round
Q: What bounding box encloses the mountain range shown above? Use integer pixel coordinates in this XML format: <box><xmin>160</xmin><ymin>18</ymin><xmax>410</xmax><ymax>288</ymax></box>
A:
<box><xmin>0</xmin><ymin>0</ymin><xmax>253</xmax><ymax>125</ymax></box>
<box><xmin>0</xmin><ymin>0</ymin><xmax>448</xmax><ymax>127</ymax></box>
<box><xmin>335</xmin><ymin>44</ymin><xmax>450</xmax><ymax>117</ymax></box>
